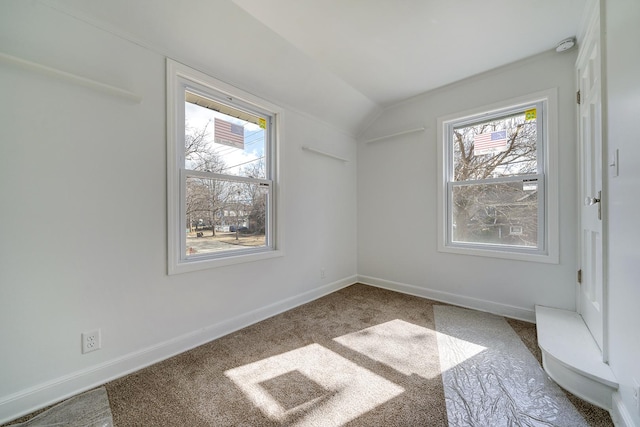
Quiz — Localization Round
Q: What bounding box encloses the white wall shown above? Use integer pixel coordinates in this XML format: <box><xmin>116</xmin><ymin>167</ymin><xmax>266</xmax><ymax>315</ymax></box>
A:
<box><xmin>604</xmin><ymin>0</ymin><xmax>640</xmax><ymax>425</ymax></box>
<box><xmin>5</xmin><ymin>0</ymin><xmax>635</xmax><ymax>425</ymax></box>
<box><xmin>0</xmin><ymin>2</ymin><xmax>357</xmax><ymax>422</ymax></box>
<box><xmin>357</xmin><ymin>51</ymin><xmax>579</xmax><ymax>322</ymax></box>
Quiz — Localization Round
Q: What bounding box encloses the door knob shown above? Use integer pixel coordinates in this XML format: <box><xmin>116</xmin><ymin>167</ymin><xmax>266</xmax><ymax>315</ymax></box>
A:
<box><xmin>584</xmin><ymin>191</ymin><xmax>602</xmax><ymax>220</ymax></box>
<box><xmin>584</xmin><ymin>195</ymin><xmax>601</xmax><ymax>206</ymax></box>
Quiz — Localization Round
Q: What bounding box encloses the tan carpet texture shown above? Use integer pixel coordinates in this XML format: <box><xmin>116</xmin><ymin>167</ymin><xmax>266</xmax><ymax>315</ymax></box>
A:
<box><xmin>4</xmin><ymin>284</ymin><xmax>613</xmax><ymax>426</ymax></box>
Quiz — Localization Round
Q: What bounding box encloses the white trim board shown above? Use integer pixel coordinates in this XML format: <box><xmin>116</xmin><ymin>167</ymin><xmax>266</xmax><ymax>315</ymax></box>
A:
<box><xmin>536</xmin><ymin>306</ymin><xmax>617</xmax><ymax>388</ymax></box>
<box><xmin>611</xmin><ymin>392</ymin><xmax>638</xmax><ymax>427</ymax></box>
<box><xmin>358</xmin><ymin>275</ymin><xmax>536</xmax><ymax>323</ymax></box>
<box><xmin>535</xmin><ymin>305</ymin><xmax>618</xmax><ymax>413</ymax></box>
<box><xmin>0</xmin><ymin>276</ymin><xmax>357</xmax><ymax>425</ymax></box>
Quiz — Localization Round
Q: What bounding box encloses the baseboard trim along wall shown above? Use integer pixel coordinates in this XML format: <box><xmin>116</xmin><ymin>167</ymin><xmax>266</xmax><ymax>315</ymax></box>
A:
<box><xmin>0</xmin><ymin>276</ymin><xmax>357</xmax><ymax>425</ymax></box>
<box><xmin>358</xmin><ymin>275</ymin><xmax>536</xmax><ymax>323</ymax></box>
<box><xmin>611</xmin><ymin>392</ymin><xmax>637</xmax><ymax>427</ymax></box>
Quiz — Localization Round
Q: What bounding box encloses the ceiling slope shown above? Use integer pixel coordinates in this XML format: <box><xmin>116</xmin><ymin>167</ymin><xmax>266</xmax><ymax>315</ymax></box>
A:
<box><xmin>38</xmin><ymin>0</ymin><xmax>586</xmax><ymax>135</ymax></box>
<box><xmin>233</xmin><ymin>0</ymin><xmax>587</xmax><ymax>106</ymax></box>
<box><xmin>40</xmin><ymin>0</ymin><xmax>379</xmax><ymax>136</ymax></box>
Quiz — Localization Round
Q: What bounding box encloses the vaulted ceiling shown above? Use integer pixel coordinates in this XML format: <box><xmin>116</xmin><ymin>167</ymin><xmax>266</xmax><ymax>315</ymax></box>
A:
<box><xmin>233</xmin><ymin>0</ymin><xmax>587</xmax><ymax>106</ymax></box>
<box><xmin>41</xmin><ymin>0</ymin><xmax>587</xmax><ymax>135</ymax></box>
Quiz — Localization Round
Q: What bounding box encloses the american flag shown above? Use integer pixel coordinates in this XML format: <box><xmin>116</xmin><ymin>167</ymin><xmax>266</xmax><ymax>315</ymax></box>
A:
<box><xmin>473</xmin><ymin>130</ymin><xmax>508</xmax><ymax>156</ymax></box>
<box><xmin>214</xmin><ymin>118</ymin><xmax>245</xmax><ymax>149</ymax></box>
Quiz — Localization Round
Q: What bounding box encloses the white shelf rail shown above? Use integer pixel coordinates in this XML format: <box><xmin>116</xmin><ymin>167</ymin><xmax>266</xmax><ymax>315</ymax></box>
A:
<box><xmin>0</xmin><ymin>51</ymin><xmax>143</xmax><ymax>103</ymax></box>
<box><xmin>364</xmin><ymin>126</ymin><xmax>426</xmax><ymax>144</ymax></box>
<box><xmin>301</xmin><ymin>146</ymin><xmax>349</xmax><ymax>163</ymax></box>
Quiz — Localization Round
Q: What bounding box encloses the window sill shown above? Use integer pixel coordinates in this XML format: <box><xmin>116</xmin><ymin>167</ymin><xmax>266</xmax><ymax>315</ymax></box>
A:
<box><xmin>438</xmin><ymin>244</ymin><xmax>558</xmax><ymax>264</ymax></box>
<box><xmin>168</xmin><ymin>249</ymin><xmax>284</xmax><ymax>275</ymax></box>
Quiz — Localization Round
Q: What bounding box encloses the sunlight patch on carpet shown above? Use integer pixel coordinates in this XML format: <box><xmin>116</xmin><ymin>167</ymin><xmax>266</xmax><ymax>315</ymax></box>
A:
<box><xmin>434</xmin><ymin>305</ymin><xmax>587</xmax><ymax>426</ymax></box>
<box><xmin>224</xmin><ymin>343</ymin><xmax>404</xmax><ymax>426</ymax></box>
<box><xmin>334</xmin><ymin>319</ymin><xmax>442</xmax><ymax>379</ymax></box>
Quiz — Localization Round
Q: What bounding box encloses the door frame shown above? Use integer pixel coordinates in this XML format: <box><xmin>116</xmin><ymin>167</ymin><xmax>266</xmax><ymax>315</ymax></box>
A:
<box><xmin>576</xmin><ymin>0</ymin><xmax>610</xmax><ymax>363</ymax></box>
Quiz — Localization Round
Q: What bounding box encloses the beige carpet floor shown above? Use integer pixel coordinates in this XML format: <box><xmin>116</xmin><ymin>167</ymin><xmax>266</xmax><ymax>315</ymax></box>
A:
<box><xmin>5</xmin><ymin>284</ymin><xmax>613</xmax><ymax>426</ymax></box>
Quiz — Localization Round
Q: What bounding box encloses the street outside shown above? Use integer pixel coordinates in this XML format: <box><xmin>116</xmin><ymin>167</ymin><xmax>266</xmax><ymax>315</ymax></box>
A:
<box><xmin>186</xmin><ymin>231</ymin><xmax>266</xmax><ymax>256</ymax></box>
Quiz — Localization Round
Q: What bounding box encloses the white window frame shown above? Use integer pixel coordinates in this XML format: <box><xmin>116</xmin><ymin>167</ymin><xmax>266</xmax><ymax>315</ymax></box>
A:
<box><xmin>167</xmin><ymin>59</ymin><xmax>283</xmax><ymax>274</ymax></box>
<box><xmin>436</xmin><ymin>89</ymin><xmax>559</xmax><ymax>263</ymax></box>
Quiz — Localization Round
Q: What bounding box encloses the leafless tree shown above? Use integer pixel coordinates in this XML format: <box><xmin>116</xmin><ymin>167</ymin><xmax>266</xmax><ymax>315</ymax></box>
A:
<box><xmin>452</xmin><ymin>115</ymin><xmax>538</xmax><ymax>246</ymax></box>
<box><xmin>241</xmin><ymin>160</ymin><xmax>267</xmax><ymax>235</ymax></box>
<box><xmin>184</xmin><ymin>120</ymin><xmax>212</xmax><ymax>169</ymax></box>
<box><xmin>184</xmin><ymin>121</ymin><xmax>268</xmax><ymax>239</ymax></box>
<box><xmin>184</xmin><ymin>122</ymin><xmax>232</xmax><ymax>236</ymax></box>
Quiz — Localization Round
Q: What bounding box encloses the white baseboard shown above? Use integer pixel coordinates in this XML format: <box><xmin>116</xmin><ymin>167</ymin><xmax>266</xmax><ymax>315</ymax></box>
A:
<box><xmin>0</xmin><ymin>275</ymin><xmax>357</xmax><ymax>425</ymax></box>
<box><xmin>357</xmin><ymin>275</ymin><xmax>536</xmax><ymax>323</ymax></box>
<box><xmin>611</xmin><ymin>392</ymin><xmax>638</xmax><ymax>427</ymax></box>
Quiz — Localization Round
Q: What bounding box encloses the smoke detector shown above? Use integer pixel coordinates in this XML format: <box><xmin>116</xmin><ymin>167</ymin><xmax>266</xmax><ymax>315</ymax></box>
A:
<box><xmin>556</xmin><ymin>37</ymin><xmax>576</xmax><ymax>52</ymax></box>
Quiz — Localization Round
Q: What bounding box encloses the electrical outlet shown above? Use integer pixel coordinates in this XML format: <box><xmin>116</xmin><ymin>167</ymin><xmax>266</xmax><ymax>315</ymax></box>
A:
<box><xmin>320</xmin><ymin>269</ymin><xmax>326</xmax><ymax>279</ymax></box>
<box><xmin>82</xmin><ymin>329</ymin><xmax>101</xmax><ymax>354</ymax></box>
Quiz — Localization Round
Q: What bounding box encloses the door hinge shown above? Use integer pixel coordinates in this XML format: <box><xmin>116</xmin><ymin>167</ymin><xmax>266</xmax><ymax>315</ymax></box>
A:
<box><xmin>577</xmin><ymin>269</ymin><xmax>582</xmax><ymax>284</ymax></box>
<box><xmin>576</xmin><ymin>90</ymin><xmax>581</xmax><ymax>105</ymax></box>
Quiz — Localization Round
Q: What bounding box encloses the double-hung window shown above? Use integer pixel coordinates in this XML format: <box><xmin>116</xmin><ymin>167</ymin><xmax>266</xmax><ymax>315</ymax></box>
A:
<box><xmin>167</xmin><ymin>59</ymin><xmax>281</xmax><ymax>274</ymax></box>
<box><xmin>437</xmin><ymin>89</ymin><xmax>558</xmax><ymax>263</ymax></box>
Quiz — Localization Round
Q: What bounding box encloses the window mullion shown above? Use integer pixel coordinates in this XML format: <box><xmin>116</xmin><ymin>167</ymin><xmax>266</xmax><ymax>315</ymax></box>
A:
<box><xmin>185</xmin><ymin>169</ymin><xmax>271</xmax><ymax>186</ymax></box>
<box><xmin>452</xmin><ymin>175</ymin><xmax>542</xmax><ymax>187</ymax></box>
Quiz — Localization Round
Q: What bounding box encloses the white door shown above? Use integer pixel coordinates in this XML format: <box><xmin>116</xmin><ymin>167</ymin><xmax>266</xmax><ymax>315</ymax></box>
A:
<box><xmin>577</xmin><ymin>13</ymin><xmax>605</xmax><ymax>354</ymax></box>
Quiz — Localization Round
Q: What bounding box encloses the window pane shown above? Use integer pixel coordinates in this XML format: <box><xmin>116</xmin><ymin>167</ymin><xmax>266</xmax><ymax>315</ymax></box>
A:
<box><xmin>451</xmin><ymin>181</ymin><xmax>538</xmax><ymax>248</ymax></box>
<box><xmin>185</xmin><ymin>92</ymin><xmax>266</xmax><ymax>179</ymax></box>
<box><xmin>452</xmin><ymin>110</ymin><xmax>537</xmax><ymax>181</ymax></box>
<box><xmin>185</xmin><ymin>177</ymin><xmax>268</xmax><ymax>257</ymax></box>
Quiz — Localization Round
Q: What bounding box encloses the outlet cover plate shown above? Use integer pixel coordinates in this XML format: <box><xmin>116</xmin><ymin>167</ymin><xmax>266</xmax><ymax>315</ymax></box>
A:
<box><xmin>82</xmin><ymin>329</ymin><xmax>101</xmax><ymax>354</ymax></box>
